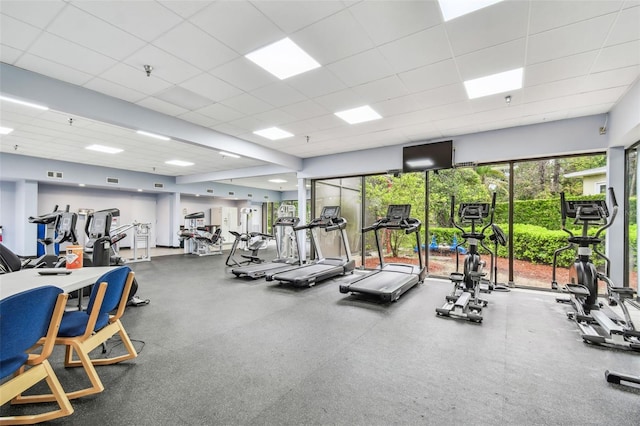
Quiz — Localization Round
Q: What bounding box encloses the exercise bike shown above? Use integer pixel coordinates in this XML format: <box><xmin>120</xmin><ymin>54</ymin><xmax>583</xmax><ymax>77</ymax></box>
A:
<box><xmin>436</xmin><ymin>192</ymin><xmax>497</xmax><ymax>323</ymax></box>
<box><xmin>552</xmin><ymin>188</ymin><xmax>640</xmax><ymax>351</ymax></box>
<box><xmin>225</xmin><ymin>231</ymin><xmax>273</xmax><ymax>267</ymax></box>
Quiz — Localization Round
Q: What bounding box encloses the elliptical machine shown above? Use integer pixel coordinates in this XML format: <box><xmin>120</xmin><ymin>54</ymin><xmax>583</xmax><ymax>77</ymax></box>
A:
<box><xmin>552</xmin><ymin>188</ymin><xmax>639</xmax><ymax>351</ymax></box>
<box><xmin>436</xmin><ymin>192</ymin><xmax>497</xmax><ymax>323</ymax></box>
<box><xmin>225</xmin><ymin>231</ymin><xmax>273</xmax><ymax>267</ymax></box>
<box><xmin>28</xmin><ymin>205</ymin><xmax>65</xmax><ymax>267</ymax></box>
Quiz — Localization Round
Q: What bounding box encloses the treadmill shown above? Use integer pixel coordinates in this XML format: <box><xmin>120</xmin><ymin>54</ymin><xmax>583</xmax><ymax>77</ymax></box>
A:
<box><xmin>231</xmin><ymin>216</ymin><xmax>302</xmax><ymax>279</ymax></box>
<box><xmin>340</xmin><ymin>205</ymin><xmax>425</xmax><ymax>302</ymax></box>
<box><xmin>265</xmin><ymin>206</ymin><xmax>356</xmax><ymax>287</ymax></box>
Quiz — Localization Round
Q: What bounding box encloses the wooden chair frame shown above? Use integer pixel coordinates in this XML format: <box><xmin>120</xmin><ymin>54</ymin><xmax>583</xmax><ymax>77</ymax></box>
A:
<box><xmin>1</xmin><ymin>293</ymin><xmax>74</xmax><ymax>425</ymax></box>
<box><xmin>14</xmin><ymin>271</ymin><xmax>137</xmax><ymax>402</ymax></box>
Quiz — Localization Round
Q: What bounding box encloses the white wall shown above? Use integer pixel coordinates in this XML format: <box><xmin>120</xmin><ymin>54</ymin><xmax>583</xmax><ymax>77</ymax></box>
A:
<box><xmin>38</xmin><ymin>184</ymin><xmax>157</xmax><ymax>249</ymax></box>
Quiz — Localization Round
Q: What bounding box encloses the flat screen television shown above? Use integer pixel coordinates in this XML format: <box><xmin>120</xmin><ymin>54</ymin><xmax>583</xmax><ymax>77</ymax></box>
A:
<box><xmin>402</xmin><ymin>140</ymin><xmax>453</xmax><ymax>172</ymax></box>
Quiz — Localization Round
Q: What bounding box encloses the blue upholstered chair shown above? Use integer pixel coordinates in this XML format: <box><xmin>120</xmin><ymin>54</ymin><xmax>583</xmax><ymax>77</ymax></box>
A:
<box><xmin>0</xmin><ymin>286</ymin><xmax>73</xmax><ymax>424</ymax></box>
<box><xmin>15</xmin><ymin>266</ymin><xmax>138</xmax><ymax>402</ymax></box>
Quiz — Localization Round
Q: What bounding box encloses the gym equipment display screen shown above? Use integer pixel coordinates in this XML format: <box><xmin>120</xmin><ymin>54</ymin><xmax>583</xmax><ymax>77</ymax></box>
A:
<box><xmin>402</xmin><ymin>140</ymin><xmax>453</xmax><ymax>172</ymax></box>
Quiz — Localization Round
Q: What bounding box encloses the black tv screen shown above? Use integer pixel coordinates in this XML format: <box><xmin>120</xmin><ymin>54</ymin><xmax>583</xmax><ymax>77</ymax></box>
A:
<box><xmin>402</xmin><ymin>140</ymin><xmax>453</xmax><ymax>172</ymax></box>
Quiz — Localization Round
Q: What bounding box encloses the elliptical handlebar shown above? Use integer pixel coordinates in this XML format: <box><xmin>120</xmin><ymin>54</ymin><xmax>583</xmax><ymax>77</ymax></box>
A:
<box><xmin>450</xmin><ymin>195</ymin><xmax>465</xmax><ymax>234</ymax></box>
<box><xmin>595</xmin><ymin>187</ymin><xmax>618</xmax><ymax>239</ymax></box>
<box><xmin>480</xmin><ymin>192</ymin><xmax>497</xmax><ymax>236</ymax></box>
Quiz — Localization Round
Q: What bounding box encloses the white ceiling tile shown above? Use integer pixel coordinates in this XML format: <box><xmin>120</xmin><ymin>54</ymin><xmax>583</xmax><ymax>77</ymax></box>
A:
<box><xmin>47</xmin><ymin>6</ymin><xmax>145</xmax><ymax>60</ymax></box>
<box><xmin>294</xmin><ymin>114</ymin><xmax>344</xmax><ymax>132</ymax></box>
<box><xmin>378</xmin><ymin>25</ymin><xmax>452</xmax><ymax>74</ymax></box>
<box><xmin>152</xmin><ymin>22</ymin><xmax>237</xmax><ymax>71</ymax></box>
<box><xmin>97</xmin><ymin>63</ymin><xmax>173</xmax><ymax>95</ymax></box>
<box><xmin>211</xmin><ymin>122</ymin><xmax>245</xmax><ymax>136</ymax></box>
<box><xmin>445</xmin><ymin>0</ymin><xmax>528</xmax><ymax>56</ymax></box>
<box><xmin>527</xmin><ymin>14</ymin><xmax>618</xmax><ymax>64</ymax></box>
<box><xmin>529</xmin><ymin>0</ymin><xmax>623</xmax><ymax>34</ymax></box>
<box><xmin>371</xmin><ymin>95</ymin><xmax>420</xmax><ymax>118</ymax></box>
<box><xmin>352</xmin><ymin>76</ymin><xmax>409</xmax><ymax>105</ymax></box>
<box><xmin>158</xmin><ymin>1</ymin><xmax>211</xmax><ymax>18</ymax></box>
<box><xmin>350</xmin><ymin>0</ymin><xmax>442</xmax><ymax>45</ymax></box>
<box><xmin>524</xmin><ymin>51</ymin><xmax>599</xmax><ymax>87</ymax></box>
<box><xmin>285</xmin><ymin>67</ymin><xmax>347</xmax><ymax>98</ymax></box>
<box><xmin>27</xmin><ymin>32</ymin><xmax>117</xmax><ymax>75</ymax></box>
<box><xmin>196</xmin><ymin>103</ymin><xmax>244</xmax><ymax>122</ymax></box>
<box><xmin>14</xmin><ymin>54</ymin><xmax>93</xmax><ymax>86</ymax></box>
<box><xmin>280</xmin><ymin>100</ymin><xmax>329</xmax><ymax>120</ymax></box>
<box><xmin>409</xmin><ymin>84</ymin><xmax>468</xmax><ymax>110</ymax></box>
<box><xmin>522</xmin><ymin>77</ymin><xmax>587</xmax><ymax>104</ymax></box>
<box><xmin>220</xmin><ymin>93</ymin><xmax>273</xmax><ymax>115</ymax></box>
<box><xmin>136</xmin><ymin>97</ymin><xmax>189</xmax><ymax>117</ymax></box>
<box><xmin>211</xmin><ymin>57</ymin><xmax>278</xmax><ymax>92</ymax></box>
<box><xmin>72</xmin><ymin>1</ymin><xmax>183</xmax><ymax>41</ymax></box>
<box><xmin>252</xmin><ymin>109</ymin><xmax>297</xmax><ymax>126</ymax></box>
<box><xmin>251</xmin><ymin>82</ymin><xmax>307</xmax><ymax>108</ymax></box>
<box><xmin>591</xmin><ymin>40</ymin><xmax>640</xmax><ymax>72</ymax></box>
<box><xmin>251</xmin><ymin>0</ymin><xmax>345</xmax><ymax>33</ymax></box>
<box><xmin>0</xmin><ymin>15</ymin><xmax>43</xmax><ymax>51</ymax></box>
<box><xmin>0</xmin><ymin>0</ymin><xmax>66</xmax><ymax>28</ymax></box>
<box><xmin>456</xmin><ymin>38</ymin><xmax>525</xmax><ymax>81</ymax></box>
<box><xmin>0</xmin><ymin>44</ymin><xmax>22</xmax><ymax>64</ymax></box>
<box><xmin>584</xmin><ymin>65</ymin><xmax>640</xmax><ymax>91</ymax></box>
<box><xmin>177</xmin><ymin>111</ymin><xmax>219</xmax><ymax>127</ymax></box>
<box><xmin>606</xmin><ymin>5</ymin><xmax>640</xmax><ymax>46</ymax></box>
<box><xmin>327</xmin><ymin>48</ymin><xmax>394</xmax><ymax>87</ymax></box>
<box><xmin>191</xmin><ymin>1</ymin><xmax>284</xmax><ymax>54</ymax></box>
<box><xmin>292</xmin><ymin>10</ymin><xmax>374</xmax><ymax>65</ymax></box>
<box><xmin>398</xmin><ymin>59</ymin><xmax>460</xmax><ymax>93</ymax></box>
<box><xmin>313</xmin><ymin>88</ymin><xmax>366</xmax><ymax>111</ymax></box>
<box><xmin>179</xmin><ymin>73</ymin><xmax>242</xmax><ymax>103</ymax></box>
<box><xmin>424</xmin><ymin>101</ymin><xmax>473</xmax><ymax>122</ymax></box>
<box><xmin>122</xmin><ymin>44</ymin><xmax>201</xmax><ymax>84</ymax></box>
<box><xmin>154</xmin><ymin>86</ymin><xmax>214</xmax><ymax>111</ymax></box>
<box><xmin>82</xmin><ymin>77</ymin><xmax>147</xmax><ymax>103</ymax></box>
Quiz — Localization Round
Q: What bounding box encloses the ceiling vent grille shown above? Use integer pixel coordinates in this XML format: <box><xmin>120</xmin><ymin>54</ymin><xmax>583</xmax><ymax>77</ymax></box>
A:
<box><xmin>106</xmin><ymin>177</ymin><xmax>119</xmax><ymax>184</ymax></box>
<box><xmin>47</xmin><ymin>171</ymin><xmax>63</xmax><ymax>179</ymax></box>
<box><xmin>247</xmin><ymin>193</ymin><xmax>253</xmax><ymax>198</ymax></box>
<box><xmin>154</xmin><ymin>183</ymin><xmax>164</xmax><ymax>188</ymax></box>
<box><xmin>455</xmin><ymin>161</ymin><xmax>476</xmax><ymax>167</ymax></box>
<box><xmin>206</xmin><ymin>189</ymin><xmax>214</xmax><ymax>194</ymax></box>
<box><xmin>228</xmin><ymin>191</ymin><xmax>235</xmax><ymax>196</ymax></box>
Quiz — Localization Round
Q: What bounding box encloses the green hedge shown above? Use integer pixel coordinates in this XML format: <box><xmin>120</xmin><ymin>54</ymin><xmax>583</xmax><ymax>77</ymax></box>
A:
<box><xmin>429</xmin><ymin>223</ymin><xmax>607</xmax><ymax>268</ymax></box>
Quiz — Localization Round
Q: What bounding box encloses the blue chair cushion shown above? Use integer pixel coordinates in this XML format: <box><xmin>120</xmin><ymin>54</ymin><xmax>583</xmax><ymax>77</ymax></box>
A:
<box><xmin>58</xmin><ymin>311</ymin><xmax>109</xmax><ymax>338</ymax></box>
<box><xmin>0</xmin><ymin>354</ymin><xmax>28</xmax><ymax>381</ymax></box>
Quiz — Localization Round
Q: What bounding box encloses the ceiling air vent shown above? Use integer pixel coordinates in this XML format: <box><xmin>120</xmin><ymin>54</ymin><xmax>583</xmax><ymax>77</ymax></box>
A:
<box><xmin>47</xmin><ymin>171</ymin><xmax>63</xmax><ymax>179</ymax></box>
<box><xmin>106</xmin><ymin>177</ymin><xmax>119</xmax><ymax>184</ymax></box>
<box><xmin>228</xmin><ymin>191</ymin><xmax>235</xmax><ymax>196</ymax></box>
<box><xmin>154</xmin><ymin>183</ymin><xmax>164</xmax><ymax>189</ymax></box>
<box><xmin>247</xmin><ymin>193</ymin><xmax>253</xmax><ymax>198</ymax></box>
<box><xmin>264</xmin><ymin>196</ymin><xmax>269</xmax><ymax>199</ymax></box>
<box><xmin>206</xmin><ymin>189</ymin><xmax>214</xmax><ymax>194</ymax></box>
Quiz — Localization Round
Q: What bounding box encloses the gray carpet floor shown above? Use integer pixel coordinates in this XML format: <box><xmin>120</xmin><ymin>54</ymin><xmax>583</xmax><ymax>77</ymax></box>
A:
<box><xmin>3</xmin><ymin>252</ymin><xmax>639</xmax><ymax>425</ymax></box>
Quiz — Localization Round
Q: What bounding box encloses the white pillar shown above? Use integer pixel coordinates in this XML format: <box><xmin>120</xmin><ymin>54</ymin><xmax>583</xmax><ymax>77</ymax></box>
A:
<box><xmin>606</xmin><ymin>147</ymin><xmax>625</xmax><ymax>286</ymax></box>
<box><xmin>15</xmin><ymin>180</ymin><xmax>38</xmax><ymax>256</ymax></box>
<box><xmin>297</xmin><ymin>177</ymin><xmax>307</xmax><ymax>262</ymax></box>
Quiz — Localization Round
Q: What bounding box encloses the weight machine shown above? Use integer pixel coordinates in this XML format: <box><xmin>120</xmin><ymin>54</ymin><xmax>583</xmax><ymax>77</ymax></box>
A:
<box><xmin>178</xmin><ymin>212</ymin><xmax>223</xmax><ymax>256</ymax></box>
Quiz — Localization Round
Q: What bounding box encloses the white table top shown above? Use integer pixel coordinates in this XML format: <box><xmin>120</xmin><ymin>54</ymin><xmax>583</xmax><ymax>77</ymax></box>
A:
<box><xmin>0</xmin><ymin>266</ymin><xmax>117</xmax><ymax>299</ymax></box>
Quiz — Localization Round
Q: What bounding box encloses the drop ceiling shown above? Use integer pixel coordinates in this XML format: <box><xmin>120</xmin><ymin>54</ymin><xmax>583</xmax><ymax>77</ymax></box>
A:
<box><xmin>0</xmin><ymin>0</ymin><xmax>638</xmax><ymax>193</ymax></box>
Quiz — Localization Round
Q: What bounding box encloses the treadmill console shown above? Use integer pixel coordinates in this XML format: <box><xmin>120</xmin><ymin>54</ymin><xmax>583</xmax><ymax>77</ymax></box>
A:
<box><xmin>565</xmin><ymin>200</ymin><xmax>608</xmax><ymax>221</ymax></box>
<box><xmin>320</xmin><ymin>206</ymin><xmax>340</xmax><ymax>220</ymax></box>
<box><xmin>275</xmin><ymin>216</ymin><xmax>300</xmax><ymax>227</ymax></box>
<box><xmin>459</xmin><ymin>203</ymin><xmax>490</xmax><ymax>221</ymax></box>
<box><xmin>386</xmin><ymin>205</ymin><xmax>411</xmax><ymax>225</ymax></box>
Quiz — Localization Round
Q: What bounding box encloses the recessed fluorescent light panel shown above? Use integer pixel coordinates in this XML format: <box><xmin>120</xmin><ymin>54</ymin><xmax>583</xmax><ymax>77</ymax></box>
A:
<box><xmin>219</xmin><ymin>151</ymin><xmax>240</xmax><ymax>159</ymax></box>
<box><xmin>0</xmin><ymin>126</ymin><xmax>14</xmax><ymax>135</ymax></box>
<box><xmin>464</xmin><ymin>68</ymin><xmax>523</xmax><ymax>99</ymax></box>
<box><xmin>334</xmin><ymin>105</ymin><xmax>382</xmax><ymax>124</ymax></box>
<box><xmin>86</xmin><ymin>144</ymin><xmax>123</xmax><ymax>154</ymax></box>
<box><xmin>268</xmin><ymin>179</ymin><xmax>287</xmax><ymax>183</ymax></box>
<box><xmin>136</xmin><ymin>130</ymin><xmax>170</xmax><ymax>141</ymax></box>
<box><xmin>245</xmin><ymin>37</ymin><xmax>320</xmax><ymax>80</ymax></box>
<box><xmin>165</xmin><ymin>160</ymin><xmax>194</xmax><ymax>167</ymax></box>
<box><xmin>438</xmin><ymin>0</ymin><xmax>504</xmax><ymax>22</ymax></box>
<box><xmin>253</xmin><ymin>127</ymin><xmax>294</xmax><ymax>140</ymax></box>
<box><xmin>0</xmin><ymin>95</ymin><xmax>49</xmax><ymax>111</ymax></box>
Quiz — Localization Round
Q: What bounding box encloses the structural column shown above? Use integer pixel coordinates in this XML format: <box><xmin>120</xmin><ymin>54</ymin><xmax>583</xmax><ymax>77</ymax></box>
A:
<box><xmin>297</xmin><ymin>177</ymin><xmax>307</xmax><ymax>262</ymax></box>
<box><xmin>15</xmin><ymin>180</ymin><xmax>38</xmax><ymax>256</ymax></box>
<box><xmin>606</xmin><ymin>147</ymin><xmax>625</xmax><ymax>286</ymax></box>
